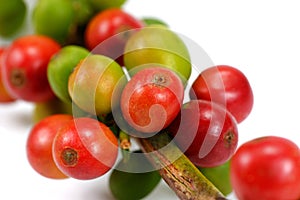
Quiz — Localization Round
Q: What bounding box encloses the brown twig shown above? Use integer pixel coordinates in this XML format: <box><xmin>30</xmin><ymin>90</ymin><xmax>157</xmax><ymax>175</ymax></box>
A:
<box><xmin>137</xmin><ymin>131</ymin><xmax>227</xmax><ymax>200</ymax></box>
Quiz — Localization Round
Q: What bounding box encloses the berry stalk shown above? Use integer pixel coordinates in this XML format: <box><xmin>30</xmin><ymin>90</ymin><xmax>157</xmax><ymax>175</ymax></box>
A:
<box><xmin>137</xmin><ymin>131</ymin><xmax>227</xmax><ymax>200</ymax></box>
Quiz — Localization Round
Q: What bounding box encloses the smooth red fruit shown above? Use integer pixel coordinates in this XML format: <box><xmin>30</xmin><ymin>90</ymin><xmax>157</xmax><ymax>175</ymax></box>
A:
<box><xmin>26</xmin><ymin>114</ymin><xmax>73</xmax><ymax>179</ymax></box>
<box><xmin>230</xmin><ymin>136</ymin><xmax>300</xmax><ymax>200</ymax></box>
<box><xmin>84</xmin><ymin>8</ymin><xmax>143</xmax><ymax>65</ymax></box>
<box><xmin>0</xmin><ymin>47</ymin><xmax>16</xmax><ymax>103</ymax></box>
<box><xmin>52</xmin><ymin>117</ymin><xmax>119</xmax><ymax>180</ymax></box>
<box><xmin>120</xmin><ymin>67</ymin><xmax>184</xmax><ymax>134</ymax></box>
<box><xmin>168</xmin><ymin>100</ymin><xmax>238</xmax><ymax>167</ymax></box>
<box><xmin>190</xmin><ymin>65</ymin><xmax>253</xmax><ymax>123</ymax></box>
<box><xmin>1</xmin><ymin>35</ymin><xmax>61</xmax><ymax>102</ymax></box>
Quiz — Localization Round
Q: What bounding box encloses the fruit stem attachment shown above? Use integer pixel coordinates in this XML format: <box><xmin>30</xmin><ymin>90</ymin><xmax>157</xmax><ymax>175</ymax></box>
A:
<box><xmin>119</xmin><ymin>130</ymin><xmax>131</xmax><ymax>150</ymax></box>
<box><xmin>119</xmin><ymin>130</ymin><xmax>131</xmax><ymax>163</ymax></box>
<box><xmin>11</xmin><ymin>69</ymin><xmax>26</xmax><ymax>87</ymax></box>
<box><xmin>61</xmin><ymin>148</ymin><xmax>78</xmax><ymax>166</ymax></box>
<box><xmin>136</xmin><ymin>131</ymin><xmax>226</xmax><ymax>200</ymax></box>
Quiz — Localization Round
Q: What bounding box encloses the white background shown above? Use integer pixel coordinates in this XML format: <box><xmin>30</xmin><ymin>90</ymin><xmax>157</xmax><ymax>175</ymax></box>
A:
<box><xmin>1</xmin><ymin>0</ymin><xmax>300</xmax><ymax>199</ymax></box>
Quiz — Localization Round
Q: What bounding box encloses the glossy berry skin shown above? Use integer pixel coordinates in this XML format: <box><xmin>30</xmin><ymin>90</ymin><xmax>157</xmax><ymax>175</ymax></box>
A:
<box><xmin>120</xmin><ymin>67</ymin><xmax>184</xmax><ymax>134</ymax></box>
<box><xmin>123</xmin><ymin>26</ymin><xmax>191</xmax><ymax>84</ymax></box>
<box><xmin>85</xmin><ymin>8</ymin><xmax>143</xmax><ymax>50</ymax></box>
<box><xmin>52</xmin><ymin>117</ymin><xmax>119</xmax><ymax>180</ymax></box>
<box><xmin>168</xmin><ymin>100</ymin><xmax>238</xmax><ymax>167</ymax></box>
<box><xmin>0</xmin><ymin>47</ymin><xmax>16</xmax><ymax>103</ymax></box>
<box><xmin>47</xmin><ymin>45</ymin><xmax>89</xmax><ymax>103</ymax></box>
<box><xmin>26</xmin><ymin>114</ymin><xmax>73</xmax><ymax>179</ymax></box>
<box><xmin>84</xmin><ymin>8</ymin><xmax>143</xmax><ymax>65</ymax></box>
<box><xmin>190</xmin><ymin>65</ymin><xmax>253</xmax><ymax>123</ymax></box>
<box><xmin>1</xmin><ymin>35</ymin><xmax>61</xmax><ymax>102</ymax></box>
<box><xmin>230</xmin><ymin>136</ymin><xmax>300</xmax><ymax>200</ymax></box>
<box><xmin>68</xmin><ymin>54</ymin><xmax>126</xmax><ymax>115</ymax></box>
<box><xmin>198</xmin><ymin>160</ymin><xmax>232</xmax><ymax>196</ymax></box>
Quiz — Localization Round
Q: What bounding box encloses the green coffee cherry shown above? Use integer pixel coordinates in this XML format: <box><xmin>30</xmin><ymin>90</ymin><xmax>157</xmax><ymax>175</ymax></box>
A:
<box><xmin>109</xmin><ymin>151</ymin><xmax>161</xmax><ymax>200</ymax></box>
<box><xmin>0</xmin><ymin>0</ymin><xmax>26</xmax><ymax>37</ymax></box>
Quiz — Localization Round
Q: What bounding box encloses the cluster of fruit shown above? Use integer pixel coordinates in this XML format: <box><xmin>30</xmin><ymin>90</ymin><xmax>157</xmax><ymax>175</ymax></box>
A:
<box><xmin>1</xmin><ymin>1</ymin><xmax>300</xmax><ymax>200</ymax></box>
